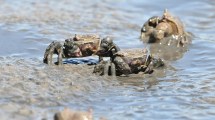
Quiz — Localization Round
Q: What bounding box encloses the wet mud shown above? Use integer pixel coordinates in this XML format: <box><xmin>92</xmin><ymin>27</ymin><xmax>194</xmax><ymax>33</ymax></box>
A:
<box><xmin>0</xmin><ymin>0</ymin><xmax>215</xmax><ymax>120</ymax></box>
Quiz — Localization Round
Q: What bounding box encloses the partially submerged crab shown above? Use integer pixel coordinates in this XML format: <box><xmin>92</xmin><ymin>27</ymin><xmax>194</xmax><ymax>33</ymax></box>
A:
<box><xmin>43</xmin><ymin>35</ymin><xmax>119</xmax><ymax>65</ymax></box>
<box><xmin>54</xmin><ymin>108</ymin><xmax>93</xmax><ymax>120</ymax></box>
<box><xmin>94</xmin><ymin>48</ymin><xmax>164</xmax><ymax>76</ymax></box>
<box><xmin>141</xmin><ymin>9</ymin><xmax>191</xmax><ymax>47</ymax></box>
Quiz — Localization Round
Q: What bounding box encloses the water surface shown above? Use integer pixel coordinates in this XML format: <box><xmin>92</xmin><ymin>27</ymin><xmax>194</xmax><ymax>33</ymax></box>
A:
<box><xmin>0</xmin><ymin>0</ymin><xmax>215</xmax><ymax>120</ymax></box>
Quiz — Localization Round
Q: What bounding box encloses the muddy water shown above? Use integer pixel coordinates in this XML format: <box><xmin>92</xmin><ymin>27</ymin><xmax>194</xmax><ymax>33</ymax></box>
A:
<box><xmin>0</xmin><ymin>0</ymin><xmax>215</xmax><ymax>120</ymax></box>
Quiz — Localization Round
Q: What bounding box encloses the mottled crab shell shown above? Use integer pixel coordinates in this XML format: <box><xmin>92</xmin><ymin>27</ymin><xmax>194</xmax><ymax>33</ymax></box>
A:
<box><xmin>73</xmin><ymin>34</ymin><xmax>100</xmax><ymax>41</ymax></box>
<box><xmin>162</xmin><ymin>9</ymin><xmax>185</xmax><ymax>35</ymax></box>
<box><xmin>73</xmin><ymin>34</ymin><xmax>101</xmax><ymax>48</ymax></box>
<box><xmin>116</xmin><ymin>48</ymin><xmax>149</xmax><ymax>58</ymax></box>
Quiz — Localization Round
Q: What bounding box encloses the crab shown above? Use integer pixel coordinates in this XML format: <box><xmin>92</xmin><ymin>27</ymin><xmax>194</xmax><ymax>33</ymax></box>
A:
<box><xmin>54</xmin><ymin>108</ymin><xmax>93</xmax><ymax>120</ymax></box>
<box><xmin>140</xmin><ymin>9</ymin><xmax>191</xmax><ymax>47</ymax></box>
<box><xmin>94</xmin><ymin>48</ymin><xmax>164</xmax><ymax>76</ymax></box>
<box><xmin>43</xmin><ymin>34</ymin><xmax>120</xmax><ymax>65</ymax></box>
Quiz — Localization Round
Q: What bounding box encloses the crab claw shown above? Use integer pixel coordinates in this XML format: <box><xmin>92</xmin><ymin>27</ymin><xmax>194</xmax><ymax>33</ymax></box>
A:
<box><xmin>113</xmin><ymin>56</ymin><xmax>131</xmax><ymax>76</ymax></box>
<box><xmin>151</xmin><ymin>58</ymin><xmax>164</xmax><ymax>68</ymax></box>
<box><xmin>94</xmin><ymin>37</ymin><xmax>112</xmax><ymax>56</ymax></box>
<box><xmin>96</xmin><ymin>37</ymin><xmax>120</xmax><ymax>57</ymax></box>
<box><xmin>140</xmin><ymin>16</ymin><xmax>161</xmax><ymax>40</ymax></box>
<box><xmin>43</xmin><ymin>41</ymin><xmax>63</xmax><ymax>65</ymax></box>
<box><xmin>93</xmin><ymin>60</ymin><xmax>116</xmax><ymax>76</ymax></box>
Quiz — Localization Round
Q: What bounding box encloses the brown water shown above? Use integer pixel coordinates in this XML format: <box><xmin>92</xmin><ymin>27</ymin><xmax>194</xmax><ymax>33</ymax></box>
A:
<box><xmin>0</xmin><ymin>0</ymin><xmax>215</xmax><ymax>120</ymax></box>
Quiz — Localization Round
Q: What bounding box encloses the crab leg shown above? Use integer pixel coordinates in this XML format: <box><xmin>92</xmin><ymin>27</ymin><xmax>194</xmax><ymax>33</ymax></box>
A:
<box><xmin>110</xmin><ymin>62</ymin><xmax>116</xmax><ymax>76</ymax></box>
<box><xmin>43</xmin><ymin>41</ymin><xmax>64</xmax><ymax>65</ymax></box>
<box><xmin>103</xmin><ymin>61</ymin><xmax>110</xmax><ymax>76</ymax></box>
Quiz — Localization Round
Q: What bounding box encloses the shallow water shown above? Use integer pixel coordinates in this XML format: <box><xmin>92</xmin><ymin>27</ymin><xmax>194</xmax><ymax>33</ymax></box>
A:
<box><xmin>0</xmin><ymin>0</ymin><xmax>215</xmax><ymax>120</ymax></box>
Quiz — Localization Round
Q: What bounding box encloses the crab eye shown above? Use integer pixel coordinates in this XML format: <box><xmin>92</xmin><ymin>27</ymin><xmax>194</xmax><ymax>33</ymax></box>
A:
<box><xmin>102</xmin><ymin>43</ymin><xmax>108</xmax><ymax>47</ymax></box>
<box><xmin>102</xmin><ymin>39</ymin><xmax>110</xmax><ymax>45</ymax></box>
<box><xmin>141</xmin><ymin>27</ymin><xmax>146</xmax><ymax>32</ymax></box>
<box><xmin>65</xmin><ymin>39</ymin><xmax>69</xmax><ymax>42</ymax></box>
<box><xmin>104</xmin><ymin>41</ymin><xmax>108</xmax><ymax>44</ymax></box>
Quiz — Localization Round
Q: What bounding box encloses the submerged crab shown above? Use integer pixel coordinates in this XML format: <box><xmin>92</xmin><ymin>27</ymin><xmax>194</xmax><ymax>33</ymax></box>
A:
<box><xmin>94</xmin><ymin>48</ymin><xmax>164</xmax><ymax>76</ymax></box>
<box><xmin>43</xmin><ymin>35</ymin><xmax>119</xmax><ymax>65</ymax></box>
<box><xmin>141</xmin><ymin>9</ymin><xmax>191</xmax><ymax>47</ymax></box>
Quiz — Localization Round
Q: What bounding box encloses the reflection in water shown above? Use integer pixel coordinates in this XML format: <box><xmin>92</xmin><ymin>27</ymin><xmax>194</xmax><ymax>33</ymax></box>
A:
<box><xmin>0</xmin><ymin>0</ymin><xmax>215</xmax><ymax>120</ymax></box>
<box><xmin>148</xmin><ymin>41</ymin><xmax>189</xmax><ymax>61</ymax></box>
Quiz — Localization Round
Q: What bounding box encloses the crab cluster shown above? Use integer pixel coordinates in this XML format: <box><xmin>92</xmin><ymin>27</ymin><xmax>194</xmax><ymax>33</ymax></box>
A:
<box><xmin>43</xmin><ymin>9</ymin><xmax>191</xmax><ymax>77</ymax></box>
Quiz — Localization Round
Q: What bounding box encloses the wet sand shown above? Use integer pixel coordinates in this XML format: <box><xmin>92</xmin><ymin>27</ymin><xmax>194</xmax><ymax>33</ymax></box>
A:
<box><xmin>1</xmin><ymin>0</ymin><xmax>215</xmax><ymax>120</ymax></box>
